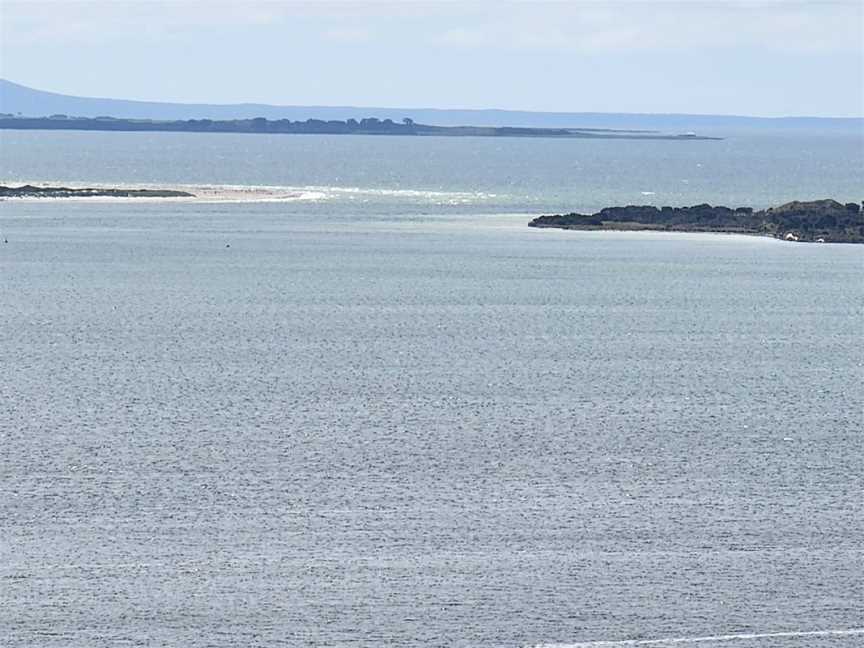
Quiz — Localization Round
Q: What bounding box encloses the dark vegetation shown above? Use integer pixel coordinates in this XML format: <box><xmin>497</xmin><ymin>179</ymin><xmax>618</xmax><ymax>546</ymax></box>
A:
<box><xmin>0</xmin><ymin>114</ymin><xmax>720</xmax><ymax>140</ymax></box>
<box><xmin>529</xmin><ymin>200</ymin><xmax>864</xmax><ymax>243</ymax></box>
<box><xmin>0</xmin><ymin>185</ymin><xmax>194</xmax><ymax>198</ymax></box>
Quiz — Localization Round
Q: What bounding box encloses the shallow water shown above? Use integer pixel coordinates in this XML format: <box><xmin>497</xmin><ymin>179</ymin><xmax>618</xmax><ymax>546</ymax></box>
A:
<box><xmin>1</xmin><ymin>131</ymin><xmax>863</xmax><ymax>647</ymax></box>
<box><xmin>2</xmin><ymin>128</ymin><xmax>862</xmax><ymax>212</ymax></box>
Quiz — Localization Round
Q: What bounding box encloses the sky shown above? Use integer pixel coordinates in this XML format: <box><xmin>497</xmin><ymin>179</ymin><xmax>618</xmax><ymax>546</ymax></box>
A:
<box><xmin>1</xmin><ymin>0</ymin><xmax>862</xmax><ymax>117</ymax></box>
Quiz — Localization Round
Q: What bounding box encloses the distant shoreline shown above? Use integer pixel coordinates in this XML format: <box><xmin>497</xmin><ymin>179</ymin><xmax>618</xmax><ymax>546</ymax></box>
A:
<box><xmin>3</xmin><ymin>80</ymin><xmax>860</xmax><ymax>133</ymax></box>
<box><xmin>0</xmin><ymin>184</ymin><xmax>195</xmax><ymax>199</ymax></box>
<box><xmin>0</xmin><ymin>115</ymin><xmax>722</xmax><ymax>140</ymax></box>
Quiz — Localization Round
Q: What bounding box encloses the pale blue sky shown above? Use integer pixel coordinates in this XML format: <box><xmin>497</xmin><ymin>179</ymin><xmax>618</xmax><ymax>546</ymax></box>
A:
<box><xmin>1</xmin><ymin>0</ymin><xmax>862</xmax><ymax>117</ymax></box>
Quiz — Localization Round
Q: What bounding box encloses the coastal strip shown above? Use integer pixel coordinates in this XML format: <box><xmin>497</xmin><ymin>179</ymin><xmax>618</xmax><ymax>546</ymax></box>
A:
<box><xmin>0</xmin><ymin>185</ymin><xmax>195</xmax><ymax>199</ymax></box>
<box><xmin>529</xmin><ymin>199</ymin><xmax>864</xmax><ymax>243</ymax></box>
<box><xmin>0</xmin><ymin>115</ymin><xmax>721</xmax><ymax>140</ymax></box>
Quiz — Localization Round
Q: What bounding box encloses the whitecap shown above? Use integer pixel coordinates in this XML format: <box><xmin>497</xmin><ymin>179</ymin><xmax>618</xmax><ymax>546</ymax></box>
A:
<box><xmin>532</xmin><ymin>627</ymin><xmax>864</xmax><ymax>647</ymax></box>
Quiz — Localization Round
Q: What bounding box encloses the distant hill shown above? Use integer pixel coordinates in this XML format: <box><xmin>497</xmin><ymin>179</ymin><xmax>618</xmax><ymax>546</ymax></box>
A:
<box><xmin>2</xmin><ymin>79</ymin><xmax>862</xmax><ymax>132</ymax></box>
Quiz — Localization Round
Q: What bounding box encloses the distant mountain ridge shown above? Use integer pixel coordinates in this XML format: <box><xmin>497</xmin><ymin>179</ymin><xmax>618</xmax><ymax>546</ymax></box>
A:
<box><xmin>1</xmin><ymin>79</ymin><xmax>861</xmax><ymax>132</ymax></box>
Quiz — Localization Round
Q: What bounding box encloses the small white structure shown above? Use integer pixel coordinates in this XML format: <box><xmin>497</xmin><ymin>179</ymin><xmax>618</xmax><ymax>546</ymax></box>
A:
<box><xmin>816</xmin><ymin>238</ymin><xmax>826</xmax><ymax>243</ymax></box>
<box><xmin>784</xmin><ymin>232</ymin><xmax>800</xmax><ymax>241</ymax></box>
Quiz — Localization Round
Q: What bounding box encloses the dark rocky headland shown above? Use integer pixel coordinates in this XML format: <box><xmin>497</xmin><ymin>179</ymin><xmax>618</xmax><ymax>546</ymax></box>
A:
<box><xmin>529</xmin><ymin>199</ymin><xmax>864</xmax><ymax>243</ymax></box>
<box><xmin>0</xmin><ymin>185</ymin><xmax>195</xmax><ymax>199</ymax></box>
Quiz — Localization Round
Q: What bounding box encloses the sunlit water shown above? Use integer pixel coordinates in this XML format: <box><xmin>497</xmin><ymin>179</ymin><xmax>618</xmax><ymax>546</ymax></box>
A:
<box><xmin>1</xmin><ymin>130</ymin><xmax>862</xmax><ymax>647</ymax></box>
<box><xmin>2</xmin><ymin>128</ymin><xmax>862</xmax><ymax>211</ymax></box>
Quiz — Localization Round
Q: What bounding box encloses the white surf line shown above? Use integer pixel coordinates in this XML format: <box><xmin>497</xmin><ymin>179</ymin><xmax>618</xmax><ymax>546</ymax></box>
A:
<box><xmin>533</xmin><ymin>627</ymin><xmax>864</xmax><ymax>647</ymax></box>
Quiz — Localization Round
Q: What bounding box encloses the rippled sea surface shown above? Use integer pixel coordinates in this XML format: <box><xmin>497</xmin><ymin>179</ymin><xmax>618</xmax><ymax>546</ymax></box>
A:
<box><xmin>1</xmin><ymin>131</ymin><xmax>863</xmax><ymax>647</ymax></box>
<box><xmin>1</xmin><ymin>127</ymin><xmax>863</xmax><ymax>211</ymax></box>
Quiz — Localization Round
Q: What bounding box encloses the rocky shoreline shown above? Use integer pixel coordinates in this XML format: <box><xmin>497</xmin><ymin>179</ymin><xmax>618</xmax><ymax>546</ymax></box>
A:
<box><xmin>0</xmin><ymin>184</ymin><xmax>195</xmax><ymax>199</ymax></box>
<box><xmin>529</xmin><ymin>199</ymin><xmax>864</xmax><ymax>244</ymax></box>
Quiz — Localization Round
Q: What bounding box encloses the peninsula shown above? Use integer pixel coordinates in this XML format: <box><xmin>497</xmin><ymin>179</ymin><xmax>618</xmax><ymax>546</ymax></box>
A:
<box><xmin>0</xmin><ymin>115</ymin><xmax>720</xmax><ymax>140</ymax></box>
<box><xmin>0</xmin><ymin>185</ymin><xmax>194</xmax><ymax>199</ymax></box>
<box><xmin>528</xmin><ymin>200</ymin><xmax>864</xmax><ymax>243</ymax></box>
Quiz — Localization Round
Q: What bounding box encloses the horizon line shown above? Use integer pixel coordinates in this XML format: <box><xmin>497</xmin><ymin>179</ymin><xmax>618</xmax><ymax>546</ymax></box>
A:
<box><xmin>3</xmin><ymin>78</ymin><xmax>863</xmax><ymax>122</ymax></box>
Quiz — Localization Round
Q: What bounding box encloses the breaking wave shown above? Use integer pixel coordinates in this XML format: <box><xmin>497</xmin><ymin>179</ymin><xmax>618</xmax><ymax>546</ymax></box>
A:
<box><xmin>532</xmin><ymin>627</ymin><xmax>864</xmax><ymax>647</ymax></box>
<box><xmin>1</xmin><ymin>181</ymin><xmax>501</xmax><ymax>206</ymax></box>
<box><xmin>184</xmin><ymin>183</ymin><xmax>500</xmax><ymax>205</ymax></box>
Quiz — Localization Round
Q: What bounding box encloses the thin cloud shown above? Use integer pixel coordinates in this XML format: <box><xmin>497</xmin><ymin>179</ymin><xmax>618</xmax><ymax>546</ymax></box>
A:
<box><xmin>1</xmin><ymin>0</ymin><xmax>860</xmax><ymax>116</ymax></box>
<box><xmin>428</xmin><ymin>3</ymin><xmax>861</xmax><ymax>53</ymax></box>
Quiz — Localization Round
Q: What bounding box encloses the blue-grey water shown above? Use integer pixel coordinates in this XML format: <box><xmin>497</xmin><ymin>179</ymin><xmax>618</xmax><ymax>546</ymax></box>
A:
<box><xmin>1</xmin><ymin>128</ymin><xmax>862</xmax><ymax>211</ymax></box>
<box><xmin>1</xmin><ymin>130</ymin><xmax>863</xmax><ymax>647</ymax></box>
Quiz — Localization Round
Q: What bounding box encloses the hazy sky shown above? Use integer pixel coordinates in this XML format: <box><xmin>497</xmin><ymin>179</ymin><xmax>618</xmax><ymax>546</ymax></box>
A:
<box><xmin>1</xmin><ymin>0</ymin><xmax>862</xmax><ymax>117</ymax></box>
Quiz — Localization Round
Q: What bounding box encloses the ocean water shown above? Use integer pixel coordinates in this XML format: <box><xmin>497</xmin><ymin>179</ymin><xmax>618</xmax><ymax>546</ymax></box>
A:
<box><xmin>1</xmin><ymin>128</ymin><xmax>862</xmax><ymax>212</ymax></box>
<box><xmin>1</xmin><ymin>130</ymin><xmax>863</xmax><ymax>647</ymax></box>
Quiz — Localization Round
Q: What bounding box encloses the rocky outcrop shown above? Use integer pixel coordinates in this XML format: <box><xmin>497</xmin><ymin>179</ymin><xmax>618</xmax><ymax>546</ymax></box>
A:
<box><xmin>0</xmin><ymin>185</ymin><xmax>195</xmax><ymax>199</ymax></box>
<box><xmin>529</xmin><ymin>200</ymin><xmax>864</xmax><ymax>243</ymax></box>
